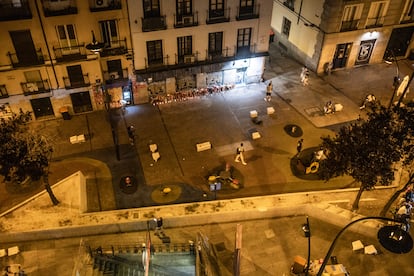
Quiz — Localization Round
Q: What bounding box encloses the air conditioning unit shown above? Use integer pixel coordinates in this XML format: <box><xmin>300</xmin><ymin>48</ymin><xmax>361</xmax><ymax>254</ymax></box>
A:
<box><xmin>182</xmin><ymin>16</ymin><xmax>193</xmax><ymax>25</ymax></box>
<box><xmin>109</xmin><ymin>72</ymin><xmax>120</xmax><ymax>80</ymax></box>
<box><xmin>184</xmin><ymin>55</ymin><xmax>195</xmax><ymax>63</ymax></box>
<box><xmin>26</xmin><ymin>82</ymin><xmax>39</xmax><ymax>92</ymax></box>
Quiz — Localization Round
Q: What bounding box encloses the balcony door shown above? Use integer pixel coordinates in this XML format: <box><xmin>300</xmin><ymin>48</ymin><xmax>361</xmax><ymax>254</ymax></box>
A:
<box><xmin>67</xmin><ymin>65</ymin><xmax>84</xmax><ymax>87</ymax></box>
<box><xmin>143</xmin><ymin>0</ymin><xmax>160</xmax><ymax>18</ymax></box>
<box><xmin>237</xmin><ymin>28</ymin><xmax>251</xmax><ymax>56</ymax></box>
<box><xmin>209</xmin><ymin>32</ymin><xmax>223</xmax><ymax>57</ymax></box>
<box><xmin>177</xmin><ymin>0</ymin><xmax>191</xmax><ymax>21</ymax></box>
<box><xmin>100</xmin><ymin>20</ymin><xmax>119</xmax><ymax>48</ymax></box>
<box><xmin>9</xmin><ymin>30</ymin><xmax>38</xmax><ymax>65</ymax></box>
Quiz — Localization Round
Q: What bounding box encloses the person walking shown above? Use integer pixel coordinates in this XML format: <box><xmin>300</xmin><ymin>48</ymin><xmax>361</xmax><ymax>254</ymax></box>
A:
<box><xmin>127</xmin><ymin>125</ymin><xmax>135</xmax><ymax>145</ymax></box>
<box><xmin>297</xmin><ymin>139</ymin><xmax>304</xmax><ymax>157</ymax></box>
<box><xmin>300</xmin><ymin>66</ymin><xmax>309</xmax><ymax>86</ymax></box>
<box><xmin>235</xmin><ymin>143</ymin><xmax>247</xmax><ymax>165</ymax></box>
<box><xmin>265</xmin><ymin>80</ymin><xmax>273</xmax><ymax>101</ymax></box>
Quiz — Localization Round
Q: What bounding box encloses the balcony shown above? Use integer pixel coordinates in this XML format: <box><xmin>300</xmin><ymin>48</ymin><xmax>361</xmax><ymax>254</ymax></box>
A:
<box><xmin>174</xmin><ymin>12</ymin><xmax>199</xmax><ymax>28</ymax></box>
<box><xmin>0</xmin><ymin>85</ymin><xmax>9</xmax><ymax>99</ymax></box>
<box><xmin>236</xmin><ymin>4</ymin><xmax>259</xmax><ymax>21</ymax></box>
<box><xmin>21</xmin><ymin>80</ymin><xmax>51</xmax><ymax>96</ymax></box>
<box><xmin>401</xmin><ymin>12</ymin><xmax>414</xmax><ymax>24</ymax></box>
<box><xmin>142</xmin><ymin>16</ymin><xmax>167</xmax><ymax>32</ymax></box>
<box><xmin>206</xmin><ymin>8</ymin><xmax>230</xmax><ymax>24</ymax></box>
<box><xmin>103</xmin><ymin>68</ymin><xmax>128</xmax><ymax>85</ymax></box>
<box><xmin>89</xmin><ymin>0</ymin><xmax>121</xmax><ymax>12</ymax></box>
<box><xmin>176</xmin><ymin>53</ymin><xmax>197</xmax><ymax>65</ymax></box>
<box><xmin>366</xmin><ymin>16</ymin><xmax>384</xmax><ymax>28</ymax></box>
<box><xmin>43</xmin><ymin>0</ymin><xmax>78</xmax><ymax>17</ymax></box>
<box><xmin>7</xmin><ymin>49</ymin><xmax>44</xmax><ymax>68</ymax></box>
<box><xmin>100</xmin><ymin>38</ymin><xmax>128</xmax><ymax>57</ymax></box>
<box><xmin>0</xmin><ymin>0</ymin><xmax>31</xmax><ymax>21</ymax></box>
<box><xmin>340</xmin><ymin>19</ymin><xmax>359</xmax><ymax>32</ymax></box>
<box><xmin>207</xmin><ymin>47</ymin><xmax>235</xmax><ymax>62</ymax></box>
<box><xmin>63</xmin><ymin>74</ymin><xmax>90</xmax><ymax>89</ymax></box>
<box><xmin>53</xmin><ymin>44</ymin><xmax>87</xmax><ymax>62</ymax></box>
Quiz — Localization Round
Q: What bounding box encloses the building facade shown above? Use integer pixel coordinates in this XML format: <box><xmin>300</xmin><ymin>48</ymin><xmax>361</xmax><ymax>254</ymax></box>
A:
<box><xmin>0</xmin><ymin>0</ymin><xmax>133</xmax><ymax>120</ymax></box>
<box><xmin>271</xmin><ymin>0</ymin><xmax>414</xmax><ymax>75</ymax></box>
<box><xmin>127</xmin><ymin>0</ymin><xmax>273</xmax><ymax>104</ymax></box>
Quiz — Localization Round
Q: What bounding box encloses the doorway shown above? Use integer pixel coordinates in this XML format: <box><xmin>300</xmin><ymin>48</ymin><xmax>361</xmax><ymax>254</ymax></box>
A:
<box><xmin>30</xmin><ymin>97</ymin><xmax>54</xmax><ymax>119</ymax></box>
<box><xmin>9</xmin><ymin>30</ymin><xmax>40</xmax><ymax>66</ymax></box>
<box><xmin>70</xmin><ymin>91</ymin><xmax>93</xmax><ymax>113</ymax></box>
<box><xmin>333</xmin><ymin>43</ymin><xmax>352</xmax><ymax>69</ymax></box>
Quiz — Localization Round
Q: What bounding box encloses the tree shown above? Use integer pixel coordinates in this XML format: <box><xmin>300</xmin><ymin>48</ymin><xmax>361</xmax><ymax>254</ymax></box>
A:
<box><xmin>0</xmin><ymin>110</ymin><xmax>52</xmax><ymax>183</ymax></box>
<box><xmin>318</xmin><ymin>103</ymin><xmax>414</xmax><ymax>211</ymax></box>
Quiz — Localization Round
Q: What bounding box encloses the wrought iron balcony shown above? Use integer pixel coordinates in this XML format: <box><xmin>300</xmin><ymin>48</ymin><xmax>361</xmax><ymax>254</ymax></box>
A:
<box><xmin>53</xmin><ymin>44</ymin><xmax>87</xmax><ymax>62</ymax></box>
<box><xmin>401</xmin><ymin>12</ymin><xmax>414</xmax><ymax>24</ymax></box>
<box><xmin>103</xmin><ymin>68</ymin><xmax>128</xmax><ymax>84</ymax></box>
<box><xmin>21</xmin><ymin>80</ymin><xmax>51</xmax><ymax>96</ymax></box>
<box><xmin>176</xmin><ymin>53</ymin><xmax>198</xmax><ymax>64</ymax></box>
<box><xmin>43</xmin><ymin>0</ymin><xmax>78</xmax><ymax>17</ymax></box>
<box><xmin>206</xmin><ymin>8</ymin><xmax>230</xmax><ymax>24</ymax></box>
<box><xmin>0</xmin><ymin>85</ymin><xmax>9</xmax><ymax>98</ymax></box>
<box><xmin>174</xmin><ymin>12</ymin><xmax>199</xmax><ymax>28</ymax></box>
<box><xmin>207</xmin><ymin>47</ymin><xmax>235</xmax><ymax>61</ymax></box>
<box><xmin>340</xmin><ymin>19</ymin><xmax>359</xmax><ymax>32</ymax></box>
<box><xmin>100</xmin><ymin>38</ymin><xmax>128</xmax><ymax>57</ymax></box>
<box><xmin>89</xmin><ymin>0</ymin><xmax>121</xmax><ymax>12</ymax></box>
<box><xmin>236</xmin><ymin>4</ymin><xmax>259</xmax><ymax>20</ymax></box>
<box><xmin>63</xmin><ymin>74</ymin><xmax>90</xmax><ymax>89</ymax></box>
<box><xmin>366</xmin><ymin>16</ymin><xmax>384</xmax><ymax>28</ymax></box>
<box><xmin>142</xmin><ymin>16</ymin><xmax>167</xmax><ymax>32</ymax></box>
<box><xmin>0</xmin><ymin>0</ymin><xmax>31</xmax><ymax>21</ymax></box>
<box><xmin>7</xmin><ymin>48</ymin><xmax>44</xmax><ymax>68</ymax></box>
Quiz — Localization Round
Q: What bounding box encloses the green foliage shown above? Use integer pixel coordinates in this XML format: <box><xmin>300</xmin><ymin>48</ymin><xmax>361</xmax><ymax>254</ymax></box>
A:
<box><xmin>0</xmin><ymin>111</ymin><xmax>52</xmax><ymax>182</ymax></box>
<box><xmin>319</xmin><ymin>103</ymin><xmax>414</xmax><ymax>191</ymax></box>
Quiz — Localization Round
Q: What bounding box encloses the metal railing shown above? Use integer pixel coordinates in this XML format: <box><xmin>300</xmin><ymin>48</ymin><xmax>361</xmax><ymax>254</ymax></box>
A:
<box><xmin>340</xmin><ymin>19</ymin><xmax>359</xmax><ymax>31</ymax></box>
<box><xmin>63</xmin><ymin>74</ymin><xmax>90</xmax><ymax>89</ymax></box>
<box><xmin>43</xmin><ymin>0</ymin><xmax>77</xmax><ymax>17</ymax></box>
<box><xmin>53</xmin><ymin>44</ymin><xmax>87</xmax><ymax>62</ymax></box>
<box><xmin>21</xmin><ymin>80</ymin><xmax>51</xmax><ymax>96</ymax></box>
<box><xmin>206</xmin><ymin>7</ymin><xmax>230</xmax><ymax>24</ymax></box>
<box><xmin>236</xmin><ymin>4</ymin><xmax>260</xmax><ymax>20</ymax></box>
<box><xmin>174</xmin><ymin>12</ymin><xmax>199</xmax><ymax>28</ymax></box>
<box><xmin>142</xmin><ymin>15</ymin><xmax>167</xmax><ymax>32</ymax></box>
<box><xmin>0</xmin><ymin>0</ymin><xmax>31</xmax><ymax>21</ymax></box>
<box><xmin>7</xmin><ymin>48</ymin><xmax>44</xmax><ymax>68</ymax></box>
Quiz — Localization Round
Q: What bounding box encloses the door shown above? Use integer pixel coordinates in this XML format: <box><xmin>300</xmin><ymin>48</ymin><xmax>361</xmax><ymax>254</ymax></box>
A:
<box><xmin>9</xmin><ymin>30</ymin><xmax>39</xmax><ymax>66</ymax></box>
<box><xmin>384</xmin><ymin>26</ymin><xmax>414</xmax><ymax>58</ymax></box>
<box><xmin>30</xmin><ymin>97</ymin><xmax>54</xmax><ymax>118</ymax></box>
<box><xmin>333</xmin><ymin>43</ymin><xmax>352</xmax><ymax>69</ymax></box>
<box><xmin>67</xmin><ymin>65</ymin><xmax>84</xmax><ymax>87</ymax></box>
<box><xmin>355</xmin><ymin>39</ymin><xmax>376</xmax><ymax>66</ymax></box>
<box><xmin>70</xmin><ymin>91</ymin><xmax>93</xmax><ymax>113</ymax></box>
<box><xmin>107</xmin><ymin>59</ymin><xmax>122</xmax><ymax>81</ymax></box>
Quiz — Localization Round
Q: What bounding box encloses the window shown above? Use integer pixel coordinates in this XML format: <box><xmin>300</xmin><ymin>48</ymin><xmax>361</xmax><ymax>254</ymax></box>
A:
<box><xmin>12</xmin><ymin>0</ymin><xmax>22</xmax><ymax>8</ymax></box>
<box><xmin>341</xmin><ymin>4</ymin><xmax>363</xmax><ymax>31</ymax></box>
<box><xmin>147</xmin><ymin>40</ymin><xmax>163</xmax><ymax>65</ymax></box>
<box><xmin>283</xmin><ymin>0</ymin><xmax>294</xmax><ymax>11</ymax></box>
<box><xmin>401</xmin><ymin>0</ymin><xmax>414</xmax><ymax>22</ymax></box>
<box><xmin>177</xmin><ymin>0</ymin><xmax>191</xmax><ymax>16</ymax></box>
<box><xmin>240</xmin><ymin>0</ymin><xmax>253</xmax><ymax>7</ymax></box>
<box><xmin>237</xmin><ymin>28</ymin><xmax>251</xmax><ymax>54</ymax></box>
<box><xmin>0</xmin><ymin>86</ymin><xmax>8</xmax><ymax>97</ymax></box>
<box><xmin>210</xmin><ymin>0</ymin><xmax>224</xmax><ymax>17</ymax></box>
<box><xmin>177</xmin><ymin>36</ymin><xmax>192</xmax><ymax>59</ymax></box>
<box><xmin>209</xmin><ymin>32</ymin><xmax>223</xmax><ymax>56</ymax></box>
<box><xmin>100</xmin><ymin>20</ymin><xmax>119</xmax><ymax>48</ymax></box>
<box><xmin>282</xmin><ymin>17</ymin><xmax>291</xmax><ymax>38</ymax></box>
<box><xmin>143</xmin><ymin>0</ymin><xmax>160</xmax><ymax>17</ymax></box>
<box><xmin>57</xmin><ymin>24</ymin><xmax>77</xmax><ymax>49</ymax></box>
<box><xmin>366</xmin><ymin>1</ymin><xmax>388</xmax><ymax>27</ymax></box>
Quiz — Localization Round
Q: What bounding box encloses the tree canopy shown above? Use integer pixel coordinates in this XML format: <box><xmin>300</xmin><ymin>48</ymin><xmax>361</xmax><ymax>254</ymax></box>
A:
<box><xmin>318</xmin><ymin>103</ymin><xmax>414</xmax><ymax>210</ymax></box>
<box><xmin>0</xmin><ymin>111</ymin><xmax>52</xmax><ymax>182</ymax></box>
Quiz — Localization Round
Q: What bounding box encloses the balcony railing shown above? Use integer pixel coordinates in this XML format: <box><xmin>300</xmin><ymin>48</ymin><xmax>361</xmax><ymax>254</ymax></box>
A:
<box><xmin>236</xmin><ymin>4</ymin><xmax>260</xmax><ymax>20</ymax></box>
<box><xmin>89</xmin><ymin>0</ymin><xmax>121</xmax><ymax>12</ymax></box>
<box><xmin>401</xmin><ymin>12</ymin><xmax>414</xmax><ymax>24</ymax></box>
<box><xmin>63</xmin><ymin>74</ymin><xmax>90</xmax><ymax>89</ymax></box>
<box><xmin>206</xmin><ymin>8</ymin><xmax>230</xmax><ymax>24</ymax></box>
<box><xmin>207</xmin><ymin>47</ymin><xmax>235</xmax><ymax>61</ymax></box>
<box><xmin>174</xmin><ymin>12</ymin><xmax>199</xmax><ymax>28</ymax></box>
<box><xmin>21</xmin><ymin>80</ymin><xmax>51</xmax><ymax>96</ymax></box>
<box><xmin>176</xmin><ymin>53</ymin><xmax>198</xmax><ymax>64</ymax></box>
<box><xmin>53</xmin><ymin>44</ymin><xmax>87</xmax><ymax>62</ymax></box>
<box><xmin>0</xmin><ymin>0</ymin><xmax>31</xmax><ymax>21</ymax></box>
<box><xmin>100</xmin><ymin>38</ymin><xmax>128</xmax><ymax>57</ymax></box>
<box><xmin>7</xmin><ymin>49</ymin><xmax>44</xmax><ymax>68</ymax></box>
<box><xmin>142</xmin><ymin>16</ymin><xmax>167</xmax><ymax>32</ymax></box>
<box><xmin>366</xmin><ymin>16</ymin><xmax>384</xmax><ymax>28</ymax></box>
<box><xmin>103</xmin><ymin>68</ymin><xmax>128</xmax><ymax>84</ymax></box>
<box><xmin>43</xmin><ymin>0</ymin><xmax>78</xmax><ymax>17</ymax></box>
<box><xmin>340</xmin><ymin>19</ymin><xmax>359</xmax><ymax>31</ymax></box>
<box><xmin>0</xmin><ymin>85</ymin><xmax>9</xmax><ymax>98</ymax></box>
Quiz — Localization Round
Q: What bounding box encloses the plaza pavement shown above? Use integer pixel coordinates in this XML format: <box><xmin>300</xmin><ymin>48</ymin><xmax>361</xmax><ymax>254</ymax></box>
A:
<box><xmin>0</xmin><ymin>43</ymin><xmax>414</xmax><ymax>275</ymax></box>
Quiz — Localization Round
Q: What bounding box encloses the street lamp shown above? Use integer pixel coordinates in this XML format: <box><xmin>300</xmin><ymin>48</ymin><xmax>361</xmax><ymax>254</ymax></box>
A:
<box><xmin>316</xmin><ymin>216</ymin><xmax>413</xmax><ymax>276</ymax></box>
<box><xmin>86</xmin><ymin>31</ymin><xmax>121</xmax><ymax>160</ymax></box>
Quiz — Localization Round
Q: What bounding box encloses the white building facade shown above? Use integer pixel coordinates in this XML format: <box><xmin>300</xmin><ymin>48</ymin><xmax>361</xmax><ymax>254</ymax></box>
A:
<box><xmin>127</xmin><ymin>0</ymin><xmax>273</xmax><ymax>103</ymax></box>
<box><xmin>271</xmin><ymin>0</ymin><xmax>414</xmax><ymax>75</ymax></box>
<box><xmin>0</xmin><ymin>0</ymin><xmax>133</xmax><ymax>120</ymax></box>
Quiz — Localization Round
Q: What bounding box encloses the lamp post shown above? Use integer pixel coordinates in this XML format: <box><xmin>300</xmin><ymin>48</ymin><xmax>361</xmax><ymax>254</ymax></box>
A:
<box><xmin>316</xmin><ymin>216</ymin><xmax>413</xmax><ymax>276</ymax></box>
<box><xmin>86</xmin><ymin>31</ymin><xmax>121</xmax><ymax>160</ymax></box>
